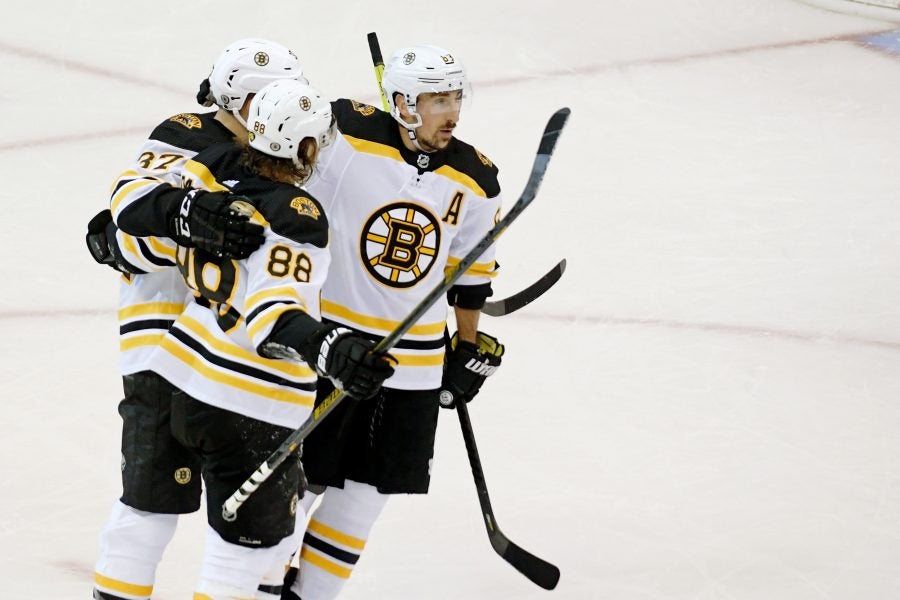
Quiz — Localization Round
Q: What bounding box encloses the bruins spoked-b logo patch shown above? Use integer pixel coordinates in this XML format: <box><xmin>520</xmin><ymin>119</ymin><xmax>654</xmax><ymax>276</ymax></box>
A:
<box><xmin>174</xmin><ymin>467</ymin><xmax>192</xmax><ymax>485</ymax></box>
<box><xmin>254</xmin><ymin>51</ymin><xmax>269</xmax><ymax>66</ymax></box>
<box><xmin>361</xmin><ymin>202</ymin><xmax>441</xmax><ymax>288</ymax></box>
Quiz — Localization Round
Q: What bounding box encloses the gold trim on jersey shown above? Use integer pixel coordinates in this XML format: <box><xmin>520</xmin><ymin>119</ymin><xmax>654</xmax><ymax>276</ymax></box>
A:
<box><xmin>320</xmin><ymin>299</ymin><xmax>445</xmax><ymax>337</ymax></box>
<box><xmin>111</xmin><ymin>177</ymin><xmax>158</xmax><ymax>214</ymax></box>
<box><xmin>94</xmin><ymin>572</ymin><xmax>153</xmax><ymax>597</ymax></box>
<box><xmin>183</xmin><ymin>159</ymin><xmax>231</xmax><ymax>192</ymax></box>
<box><xmin>108</xmin><ymin>169</ymin><xmax>139</xmax><ymax>195</ymax></box>
<box><xmin>145</xmin><ymin>236</ymin><xmax>177</xmax><ymax>261</ymax></box>
<box><xmin>445</xmin><ymin>256</ymin><xmax>498</xmax><ymax>279</ymax></box>
<box><xmin>120</xmin><ymin>333</ymin><xmax>165</xmax><ymax>352</ymax></box>
<box><xmin>342</xmin><ymin>134</ymin><xmax>404</xmax><ymax>162</ymax></box>
<box><xmin>119</xmin><ymin>302</ymin><xmax>186</xmax><ymax>320</ymax></box>
<box><xmin>159</xmin><ymin>335</ymin><xmax>314</xmax><ymax>406</ymax></box>
<box><xmin>434</xmin><ymin>165</ymin><xmax>486</xmax><ymax>198</ymax></box>
<box><xmin>175</xmin><ymin>314</ymin><xmax>314</xmax><ymax>378</ymax></box>
<box><xmin>246</xmin><ymin>303</ymin><xmax>308</xmax><ymax>341</ymax></box>
<box><xmin>245</xmin><ymin>286</ymin><xmax>308</xmax><ymax>312</ymax></box>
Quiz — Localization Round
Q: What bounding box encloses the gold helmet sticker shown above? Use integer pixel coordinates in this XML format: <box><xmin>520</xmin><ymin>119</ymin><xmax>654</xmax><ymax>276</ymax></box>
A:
<box><xmin>254</xmin><ymin>51</ymin><xmax>270</xmax><ymax>66</ymax></box>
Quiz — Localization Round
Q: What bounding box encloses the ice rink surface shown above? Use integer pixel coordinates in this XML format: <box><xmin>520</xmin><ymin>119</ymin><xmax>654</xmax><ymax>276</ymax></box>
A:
<box><xmin>2</xmin><ymin>0</ymin><xmax>900</xmax><ymax>598</ymax></box>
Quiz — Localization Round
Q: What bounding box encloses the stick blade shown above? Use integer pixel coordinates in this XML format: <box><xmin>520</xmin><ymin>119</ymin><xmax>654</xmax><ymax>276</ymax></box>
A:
<box><xmin>481</xmin><ymin>258</ymin><xmax>566</xmax><ymax>317</ymax></box>
<box><xmin>538</xmin><ymin>107</ymin><xmax>571</xmax><ymax>156</ymax></box>
<box><xmin>497</xmin><ymin>534</ymin><xmax>561</xmax><ymax>590</ymax></box>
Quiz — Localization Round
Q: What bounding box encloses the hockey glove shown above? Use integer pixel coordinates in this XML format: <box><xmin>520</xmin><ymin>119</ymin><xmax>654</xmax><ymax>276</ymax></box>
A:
<box><xmin>85</xmin><ymin>209</ymin><xmax>145</xmax><ymax>274</ymax></box>
<box><xmin>439</xmin><ymin>331</ymin><xmax>504</xmax><ymax>408</ymax></box>
<box><xmin>317</xmin><ymin>326</ymin><xmax>396</xmax><ymax>400</ymax></box>
<box><xmin>169</xmin><ymin>189</ymin><xmax>265</xmax><ymax>259</ymax></box>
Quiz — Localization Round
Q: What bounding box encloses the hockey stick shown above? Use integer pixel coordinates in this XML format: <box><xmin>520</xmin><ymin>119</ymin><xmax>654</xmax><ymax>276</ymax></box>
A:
<box><xmin>455</xmin><ymin>400</ymin><xmax>561</xmax><ymax>589</ymax></box>
<box><xmin>481</xmin><ymin>258</ymin><xmax>566</xmax><ymax>317</ymax></box>
<box><xmin>368</xmin><ymin>32</ymin><xmax>561</xmax><ymax>589</ymax></box>
<box><xmin>221</xmin><ymin>105</ymin><xmax>571</xmax><ymax>521</ymax></box>
<box><xmin>367</xmin><ymin>32</ymin><xmax>565</xmax><ymax>319</ymax></box>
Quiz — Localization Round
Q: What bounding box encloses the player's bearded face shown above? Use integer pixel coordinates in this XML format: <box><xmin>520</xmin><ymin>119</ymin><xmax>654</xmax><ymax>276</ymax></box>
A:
<box><xmin>414</xmin><ymin>91</ymin><xmax>462</xmax><ymax>152</ymax></box>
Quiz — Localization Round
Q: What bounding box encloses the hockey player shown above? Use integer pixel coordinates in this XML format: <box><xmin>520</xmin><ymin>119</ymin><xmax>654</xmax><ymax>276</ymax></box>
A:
<box><xmin>148</xmin><ymin>78</ymin><xmax>395</xmax><ymax>600</ymax></box>
<box><xmin>88</xmin><ymin>39</ymin><xmax>309</xmax><ymax>600</ymax></box>
<box><xmin>281</xmin><ymin>44</ymin><xmax>506</xmax><ymax>599</ymax></box>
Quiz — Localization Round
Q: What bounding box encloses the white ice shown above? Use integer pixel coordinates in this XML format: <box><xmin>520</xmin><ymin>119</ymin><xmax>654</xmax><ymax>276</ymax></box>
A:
<box><xmin>2</xmin><ymin>1</ymin><xmax>900</xmax><ymax>598</ymax></box>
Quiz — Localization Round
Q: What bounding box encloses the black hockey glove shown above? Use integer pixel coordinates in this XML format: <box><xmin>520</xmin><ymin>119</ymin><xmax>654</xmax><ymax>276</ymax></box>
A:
<box><xmin>169</xmin><ymin>189</ymin><xmax>265</xmax><ymax>259</ymax></box>
<box><xmin>316</xmin><ymin>326</ymin><xmax>396</xmax><ymax>400</ymax></box>
<box><xmin>439</xmin><ymin>331</ymin><xmax>504</xmax><ymax>408</ymax></box>
<box><xmin>86</xmin><ymin>209</ymin><xmax>145</xmax><ymax>274</ymax></box>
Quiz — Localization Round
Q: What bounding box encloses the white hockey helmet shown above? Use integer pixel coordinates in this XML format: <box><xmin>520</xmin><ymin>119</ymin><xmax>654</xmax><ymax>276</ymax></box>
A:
<box><xmin>382</xmin><ymin>44</ymin><xmax>471</xmax><ymax>130</ymax></box>
<box><xmin>203</xmin><ymin>38</ymin><xmax>306</xmax><ymax>125</ymax></box>
<box><xmin>247</xmin><ymin>79</ymin><xmax>335</xmax><ymax>168</ymax></box>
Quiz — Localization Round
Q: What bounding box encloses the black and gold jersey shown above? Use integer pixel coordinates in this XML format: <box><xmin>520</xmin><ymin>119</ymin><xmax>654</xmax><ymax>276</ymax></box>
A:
<box><xmin>153</xmin><ymin>143</ymin><xmax>329</xmax><ymax>428</ymax></box>
<box><xmin>110</xmin><ymin>111</ymin><xmax>236</xmax><ymax>376</ymax></box>
<box><xmin>305</xmin><ymin>99</ymin><xmax>502</xmax><ymax>390</ymax></box>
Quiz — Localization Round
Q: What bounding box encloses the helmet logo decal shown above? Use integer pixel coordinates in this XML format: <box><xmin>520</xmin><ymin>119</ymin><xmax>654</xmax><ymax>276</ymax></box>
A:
<box><xmin>254</xmin><ymin>51</ymin><xmax>270</xmax><ymax>66</ymax></box>
<box><xmin>361</xmin><ymin>202</ymin><xmax>441</xmax><ymax>288</ymax></box>
<box><xmin>403</xmin><ymin>52</ymin><xmax>416</xmax><ymax>65</ymax></box>
<box><xmin>440</xmin><ymin>54</ymin><xmax>455</xmax><ymax>65</ymax></box>
<box><xmin>299</xmin><ymin>96</ymin><xmax>312</xmax><ymax>111</ymax></box>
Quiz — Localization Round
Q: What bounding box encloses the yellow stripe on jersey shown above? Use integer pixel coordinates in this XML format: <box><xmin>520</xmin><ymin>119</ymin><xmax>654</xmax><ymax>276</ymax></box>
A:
<box><xmin>108</xmin><ymin>169</ymin><xmax>139</xmax><ymax>195</ymax></box>
<box><xmin>307</xmin><ymin>518</ymin><xmax>367</xmax><ymax>550</ymax></box>
<box><xmin>175</xmin><ymin>315</ymin><xmax>314</xmax><ymax>378</ymax></box>
<box><xmin>434</xmin><ymin>165</ymin><xmax>487</xmax><ymax>198</ymax></box>
<box><xmin>119</xmin><ymin>302</ymin><xmax>186</xmax><ymax>320</ymax></box>
<box><xmin>145</xmin><ymin>236</ymin><xmax>177</xmax><ymax>261</ymax></box>
<box><xmin>389</xmin><ymin>351</ymin><xmax>444</xmax><ymax>367</ymax></box>
<box><xmin>320</xmin><ymin>299</ymin><xmax>445</xmax><ymax>337</ymax></box>
<box><xmin>159</xmin><ymin>335</ymin><xmax>314</xmax><ymax>406</ymax></box>
<box><xmin>193</xmin><ymin>594</ymin><xmax>254</xmax><ymax>600</ymax></box>
<box><xmin>111</xmin><ymin>177</ymin><xmax>158</xmax><ymax>214</ymax></box>
<box><xmin>120</xmin><ymin>333</ymin><xmax>165</xmax><ymax>352</ymax></box>
<box><xmin>245</xmin><ymin>286</ymin><xmax>308</xmax><ymax>312</ymax></box>
<box><xmin>343</xmin><ymin>134</ymin><xmax>404</xmax><ymax>163</ymax></box>
<box><xmin>445</xmin><ymin>256</ymin><xmax>498</xmax><ymax>279</ymax></box>
<box><xmin>301</xmin><ymin>547</ymin><xmax>354</xmax><ymax>579</ymax></box>
<box><xmin>183</xmin><ymin>159</ymin><xmax>231</xmax><ymax>192</ymax></box>
<box><xmin>94</xmin><ymin>572</ymin><xmax>153</xmax><ymax>597</ymax></box>
<box><xmin>246</xmin><ymin>303</ymin><xmax>308</xmax><ymax>340</ymax></box>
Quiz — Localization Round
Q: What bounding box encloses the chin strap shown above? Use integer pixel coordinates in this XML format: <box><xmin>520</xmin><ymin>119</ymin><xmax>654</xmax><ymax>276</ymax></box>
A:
<box><xmin>391</xmin><ymin>107</ymin><xmax>431</xmax><ymax>153</ymax></box>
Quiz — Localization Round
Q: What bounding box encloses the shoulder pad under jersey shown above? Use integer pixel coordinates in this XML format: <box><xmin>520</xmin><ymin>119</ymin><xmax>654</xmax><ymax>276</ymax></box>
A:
<box><xmin>443</xmin><ymin>137</ymin><xmax>501</xmax><ymax>198</ymax></box>
<box><xmin>149</xmin><ymin>111</ymin><xmax>236</xmax><ymax>153</ymax></box>
<box><xmin>331</xmin><ymin>98</ymin><xmax>396</xmax><ymax>147</ymax></box>
<box><xmin>252</xmin><ymin>186</ymin><xmax>329</xmax><ymax>249</ymax></box>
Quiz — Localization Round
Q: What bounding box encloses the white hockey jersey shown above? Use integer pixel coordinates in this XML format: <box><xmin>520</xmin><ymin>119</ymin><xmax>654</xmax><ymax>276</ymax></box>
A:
<box><xmin>150</xmin><ymin>144</ymin><xmax>329</xmax><ymax>428</ymax></box>
<box><xmin>109</xmin><ymin>112</ymin><xmax>237</xmax><ymax>375</ymax></box>
<box><xmin>305</xmin><ymin>99</ymin><xmax>502</xmax><ymax>390</ymax></box>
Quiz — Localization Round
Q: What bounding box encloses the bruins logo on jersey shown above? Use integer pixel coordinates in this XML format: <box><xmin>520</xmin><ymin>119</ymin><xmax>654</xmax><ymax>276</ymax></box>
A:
<box><xmin>351</xmin><ymin>100</ymin><xmax>376</xmax><ymax>116</ymax></box>
<box><xmin>475</xmin><ymin>148</ymin><xmax>493</xmax><ymax>168</ymax></box>
<box><xmin>361</xmin><ymin>202</ymin><xmax>441</xmax><ymax>288</ymax></box>
<box><xmin>169</xmin><ymin>113</ymin><xmax>203</xmax><ymax>129</ymax></box>
<box><xmin>173</xmin><ymin>467</ymin><xmax>192</xmax><ymax>485</ymax></box>
<box><xmin>290</xmin><ymin>196</ymin><xmax>320</xmax><ymax>219</ymax></box>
